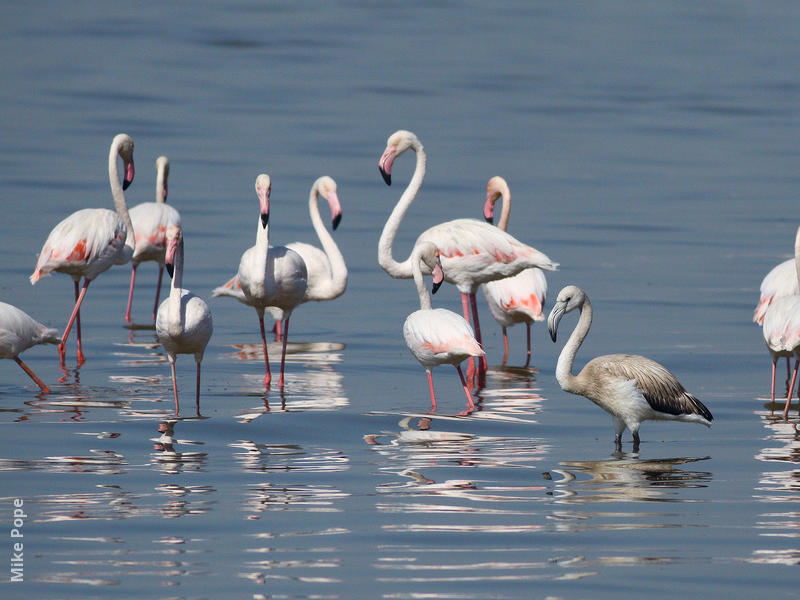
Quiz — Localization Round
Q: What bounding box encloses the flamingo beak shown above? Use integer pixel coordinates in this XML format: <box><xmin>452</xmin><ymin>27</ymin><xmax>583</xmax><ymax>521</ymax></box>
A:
<box><xmin>123</xmin><ymin>159</ymin><xmax>135</xmax><ymax>190</ymax></box>
<box><xmin>483</xmin><ymin>196</ymin><xmax>495</xmax><ymax>224</ymax></box>
<box><xmin>327</xmin><ymin>190</ymin><xmax>343</xmax><ymax>231</ymax></box>
<box><xmin>378</xmin><ymin>145</ymin><xmax>396</xmax><ymax>186</ymax></box>
<box><xmin>431</xmin><ymin>259</ymin><xmax>444</xmax><ymax>295</ymax></box>
<box><xmin>261</xmin><ymin>213</ymin><xmax>269</xmax><ymax>228</ymax></box>
<box><xmin>547</xmin><ymin>302</ymin><xmax>566</xmax><ymax>342</ymax></box>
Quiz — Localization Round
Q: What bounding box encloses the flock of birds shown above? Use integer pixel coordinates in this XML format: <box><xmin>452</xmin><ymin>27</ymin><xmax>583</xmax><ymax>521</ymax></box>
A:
<box><xmin>0</xmin><ymin>129</ymin><xmax>735</xmax><ymax>449</ymax></box>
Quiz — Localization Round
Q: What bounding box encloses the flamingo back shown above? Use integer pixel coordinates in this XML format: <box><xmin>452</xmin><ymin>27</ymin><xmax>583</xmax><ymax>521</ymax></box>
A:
<box><xmin>130</xmin><ymin>202</ymin><xmax>181</xmax><ymax>264</ymax></box>
<box><xmin>403</xmin><ymin>307</ymin><xmax>484</xmax><ymax>368</ymax></box>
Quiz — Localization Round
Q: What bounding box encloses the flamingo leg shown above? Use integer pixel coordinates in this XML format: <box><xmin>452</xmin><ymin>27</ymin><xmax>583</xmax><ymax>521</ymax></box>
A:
<box><xmin>784</xmin><ymin>358</ymin><xmax>799</xmax><ymax>419</ymax></box>
<box><xmin>257</xmin><ymin>310</ymin><xmax>271</xmax><ymax>387</ymax></box>
<box><xmin>469</xmin><ymin>292</ymin><xmax>487</xmax><ymax>382</ymax></box>
<box><xmin>278</xmin><ymin>315</ymin><xmax>291</xmax><ymax>388</ymax></box>
<box><xmin>14</xmin><ymin>356</ymin><xmax>51</xmax><ymax>394</ymax></box>
<box><xmin>152</xmin><ymin>265</ymin><xmax>164</xmax><ymax>322</ymax></box>
<box><xmin>125</xmin><ymin>264</ymin><xmax>137</xmax><ymax>323</ymax></box>
<box><xmin>426</xmin><ymin>369</ymin><xmax>437</xmax><ymax>412</ymax></box>
<box><xmin>272</xmin><ymin>319</ymin><xmax>283</xmax><ymax>342</ymax></box>
<box><xmin>456</xmin><ymin>364</ymin><xmax>475</xmax><ymax>414</ymax></box>
<box><xmin>787</xmin><ymin>357</ymin><xmax>793</xmax><ymax>395</ymax></box>
<box><xmin>169</xmin><ymin>359</ymin><xmax>179</xmax><ymax>414</ymax></box>
<box><xmin>501</xmin><ymin>326</ymin><xmax>509</xmax><ymax>366</ymax></box>
<box><xmin>61</xmin><ymin>278</ymin><xmax>90</xmax><ymax>365</ymax></box>
<box><xmin>524</xmin><ymin>322</ymin><xmax>532</xmax><ymax>368</ymax></box>
<box><xmin>462</xmin><ymin>293</ymin><xmax>476</xmax><ymax>385</ymax></box>
<box><xmin>770</xmin><ymin>356</ymin><xmax>778</xmax><ymax>406</ymax></box>
<box><xmin>195</xmin><ymin>359</ymin><xmax>202</xmax><ymax>416</ymax></box>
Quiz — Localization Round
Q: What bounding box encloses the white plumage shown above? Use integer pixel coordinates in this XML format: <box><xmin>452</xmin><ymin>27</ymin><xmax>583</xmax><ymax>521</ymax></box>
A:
<box><xmin>480</xmin><ymin>176</ymin><xmax>548</xmax><ymax>367</ymax></box>
<box><xmin>548</xmin><ymin>285</ymin><xmax>713</xmax><ymax>448</ymax></box>
<box><xmin>378</xmin><ymin>130</ymin><xmax>557</xmax><ymax>383</ymax></box>
<box><xmin>403</xmin><ymin>241</ymin><xmax>484</xmax><ymax>413</ymax></box>
<box><xmin>30</xmin><ymin>133</ymin><xmax>136</xmax><ymax>365</ymax></box>
<box><xmin>125</xmin><ymin>156</ymin><xmax>182</xmax><ymax>323</ymax></box>
<box><xmin>156</xmin><ymin>226</ymin><xmax>213</xmax><ymax>414</ymax></box>
<box><xmin>0</xmin><ymin>302</ymin><xmax>60</xmax><ymax>394</ymax></box>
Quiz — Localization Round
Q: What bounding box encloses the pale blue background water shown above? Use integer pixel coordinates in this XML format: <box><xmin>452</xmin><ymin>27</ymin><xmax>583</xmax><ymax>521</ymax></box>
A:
<box><xmin>1</xmin><ymin>1</ymin><xmax>799</xmax><ymax>598</ymax></box>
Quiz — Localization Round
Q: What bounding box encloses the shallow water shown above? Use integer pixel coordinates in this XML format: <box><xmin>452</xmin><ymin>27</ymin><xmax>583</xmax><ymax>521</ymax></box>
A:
<box><xmin>2</xmin><ymin>1</ymin><xmax>800</xmax><ymax>598</ymax></box>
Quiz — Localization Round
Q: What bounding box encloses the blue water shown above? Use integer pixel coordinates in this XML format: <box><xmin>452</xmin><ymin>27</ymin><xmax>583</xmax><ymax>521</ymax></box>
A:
<box><xmin>1</xmin><ymin>1</ymin><xmax>800</xmax><ymax>598</ymax></box>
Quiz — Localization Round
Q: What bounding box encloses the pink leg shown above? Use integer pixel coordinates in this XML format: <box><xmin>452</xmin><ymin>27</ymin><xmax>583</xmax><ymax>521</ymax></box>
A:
<box><xmin>787</xmin><ymin>357</ymin><xmax>793</xmax><ymax>395</ymax></box>
<box><xmin>462</xmin><ymin>294</ymin><xmax>476</xmax><ymax>384</ymax></box>
<box><xmin>273</xmin><ymin>319</ymin><xmax>283</xmax><ymax>342</ymax></box>
<box><xmin>125</xmin><ymin>265</ymin><xmax>137</xmax><ymax>323</ymax></box>
<box><xmin>455</xmin><ymin>364</ymin><xmax>475</xmax><ymax>414</ymax></box>
<box><xmin>278</xmin><ymin>315</ymin><xmax>291</xmax><ymax>388</ymax></box>
<box><xmin>784</xmin><ymin>358</ymin><xmax>799</xmax><ymax>419</ymax></box>
<box><xmin>524</xmin><ymin>322</ymin><xmax>532</xmax><ymax>368</ymax></box>
<box><xmin>469</xmin><ymin>293</ymin><xmax>487</xmax><ymax>381</ymax></box>
<box><xmin>62</xmin><ymin>279</ymin><xmax>90</xmax><ymax>365</ymax></box>
<box><xmin>152</xmin><ymin>265</ymin><xmax>164</xmax><ymax>322</ymax></box>
<box><xmin>501</xmin><ymin>326</ymin><xmax>509</xmax><ymax>366</ymax></box>
<box><xmin>14</xmin><ymin>356</ymin><xmax>51</xmax><ymax>394</ymax></box>
<box><xmin>257</xmin><ymin>310</ymin><xmax>271</xmax><ymax>387</ymax></box>
<box><xmin>169</xmin><ymin>359</ymin><xmax>179</xmax><ymax>414</ymax></box>
<box><xmin>426</xmin><ymin>370</ymin><xmax>437</xmax><ymax>412</ymax></box>
<box><xmin>770</xmin><ymin>357</ymin><xmax>778</xmax><ymax>405</ymax></box>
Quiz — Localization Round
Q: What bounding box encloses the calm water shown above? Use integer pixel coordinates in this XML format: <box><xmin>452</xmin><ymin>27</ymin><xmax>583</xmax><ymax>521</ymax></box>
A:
<box><xmin>1</xmin><ymin>1</ymin><xmax>800</xmax><ymax>598</ymax></box>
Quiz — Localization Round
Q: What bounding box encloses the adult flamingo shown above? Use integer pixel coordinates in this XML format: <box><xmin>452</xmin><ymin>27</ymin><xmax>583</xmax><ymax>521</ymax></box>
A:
<box><xmin>0</xmin><ymin>302</ymin><xmax>61</xmax><ymax>394</ymax></box>
<box><xmin>234</xmin><ymin>174</ymin><xmax>307</xmax><ymax>387</ymax></box>
<box><xmin>548</xmin><ymin>285</ymin><xmax>713</xmax><ymax>449</ymax></box>
<box><xmin>125</xmin><ymin>156</ymin><xmax>181</xmax><ymax>324</ymax></box>
<box><xmin>403</xmin><ymin>241</ymin><xmax>484</xmax><ymax>414</ymax></box>
<box><xmin>480</xmin><ymin>176</ymin><xmax>548</xmax><ymax>367</ymax></box>
<box><xmin>156</xmin><ymin>226</ymin><xmax>213</xmax><ymax>414</ymax></box>
<box><xmin>213</xmin><ymin>175</ymin><xmax>345</xmax><ymax>340</ymax></box>
<box><xmin>761</xmin><ymin>227</ymin><xmax>800</xmax><ymax>417</ymax></box>
<box><xmin>30</xmin><ymin>133</ymin><xmax>135</xmax><ymax>365</ymax></box>
<box><xmin>377</xmin><ymin>130</ymin><xmax>557</xmax><ymax>382</ymax></box>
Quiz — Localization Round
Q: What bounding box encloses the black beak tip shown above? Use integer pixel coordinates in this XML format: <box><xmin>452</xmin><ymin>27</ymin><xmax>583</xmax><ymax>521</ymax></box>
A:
<box><xmin>549</xmin><ymin>330</ymin><xmax>557</xmax><ymax>343</ymax></box>
<box><xmin>332</xmin><ymin>213</ymin><xmax>342</xmax><ymax>231</ymax></box>
<box><xmin>166</xmin><ymin>263</ymin><xmax>174</xmax><ymax>278</ymax></box>
<box><xmin>261</xmin><ymin>213</ymin><xmax>269</xmax><ymax>228</ymax></box>
<box><xmin>432</xmin><ymin>280</ymin><xmax>442</xmax><ymax>294</ymax></box>
<box><xmin>123</xmin><ymin>179</ymin><xmax>132</xmax><ymax>191</ymax></box>
<box><xmin>484</xmin><ymin>215</ymin><xmax>494</xmax><ymax>225</ymax></box>
<box><xmin>379</xmin><ymin>167</ymin><xmax>391</xmax><ymax>186</ymax></box>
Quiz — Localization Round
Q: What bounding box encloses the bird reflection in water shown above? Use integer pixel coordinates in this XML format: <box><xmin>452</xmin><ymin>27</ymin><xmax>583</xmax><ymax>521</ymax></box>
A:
<box><xmin>151</xmin><ymin>420</ymin><xmax>208</xmax><ymax>476</ymax></box>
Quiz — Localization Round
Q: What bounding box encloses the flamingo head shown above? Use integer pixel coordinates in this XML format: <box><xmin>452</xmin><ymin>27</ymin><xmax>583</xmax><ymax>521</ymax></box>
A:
<box><xmin>547</xmin><ymin>285</ymin><xmax>586</xmax><ymax>342</ymax></box>
<box><xmin>378</xmin><ymin>129</ymin><xmax>419</xmax><ymax>186</ymax></box>
<box><xmin>113</xmin><ymin>133</ymin><xmax>135</xmax><ymax>191</ymax></box>
<box><xmin>156</xmin><ymin>156</ymin><xmax>169</xmax><ymax>202</ymax></box>
<box><xmin>317</xmin><ymin>176</ymin><xmax>342</xmax><ymax>231</ymax></box>
<box><xmin>415</xmin><ymin>241</ymin><xmax>444</xmax><ymax>295</ymax></box>
<box><xmin>164</xmin><ymin>225</ymin><xmax>182</xmax><ymax>278</ymax></box>
<box><xmin>484</xmin><ymin>176</ymin><xmax>506</xmax><ymax>224</ymax></box>
<box><xmin>255</xmin><ymin>174</ymin><xmax>271</xmax><ymax>229</ymax></box>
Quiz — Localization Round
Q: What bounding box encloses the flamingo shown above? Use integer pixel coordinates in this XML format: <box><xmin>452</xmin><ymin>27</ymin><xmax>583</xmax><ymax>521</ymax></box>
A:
<box><xmin>30</xmin><ymin>133</ymin><xmax>135</xmax><ymax>365</ymax></box>
<box><xmin>403</xmin><ymin>241</ymin><xmax>484</xmax><ymax>413</ymax></box>
<box><xmin>155</xmin><ymin>226</ymin><xmax>213</xmax><ymax>414</ymax></box>
<box><xmin>480</xmin><ymin>176</ymin><xmax>548</xmax><ymax>367</ymax></box>
<box><xmin>547</xmin><ymin>285</ymin><xmax>713</xmax><ymax>449</ymax></box>
<box><xmin>124</xmin><ymin>156</ymin><xmax>182</xmax><ymax>324</ymax></box>
<box><xmin>761</xmin><ymin>226</ymin><xmax>800</xmax><ymax>417</ymax></box>
<box><xmin>0</xmin><ymin>302</ymin><xmax>61</xmax><ymax>394</ymax></box>
<box><xmin>377</xmin><ymin>130</ymin><xmax>557</xmax><ymax>383</ymax></box>
<box><xmin>213</xmin><ymin>175</ymin><xmax>345</xmax><ymax>340</ymax></box>
<box><xmin>234</xmin><ymin>174</ymin><xmax>307</xmax><ymax>388</ymax></box>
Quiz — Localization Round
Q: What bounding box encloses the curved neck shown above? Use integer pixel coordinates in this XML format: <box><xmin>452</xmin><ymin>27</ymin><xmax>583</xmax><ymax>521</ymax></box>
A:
<box><xmin>309</xmin><ymin>182</ymin><xmax>347</xmax><ymax>295</ymax></box>
<box><xmin>555</xmin><ymin>296</ymin><xmax>592</xmax><ymax>392</ymax></box>
<box><xmin>496</xmin><ymin>182</ymin><xmax>511</xmax><ymax>232</ymax></box>
<box><xmin>412</xmin><ymin>251</ymin><xmax>432</xmax><ymax>311</ymax></box>
<box><xmin>109</xmin><ymin>143</ymin><xmax>134</xmax><ymax>251</ymax></box>
<box><xmin>378</xmin><ymin>140</ymin><xmax>425</xmax><ymax>279</ymax></box>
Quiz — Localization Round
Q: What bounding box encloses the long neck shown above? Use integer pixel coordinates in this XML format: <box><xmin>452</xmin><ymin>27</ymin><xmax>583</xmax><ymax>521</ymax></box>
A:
<box><xmin>253</xmin><ymin>219</ymin><xmax>270</xmax><ymax>275</ymax></box>
<box><xmin>309</xmin><ymin>183</ymin><xmax>347</xmax><ymax>297</ymax></box>
<box><xmin>378</xmin><ymin>140</ymin><xmax>425</xmax><ymax>279</ymax></box>
<box><xmin>109</xmin><ymin>144</ymin><xmax>135</xmax><ymax>254</ymax></box>
<box><xmin>168</xmin><ymin>239</ymin><xmax>185</xmax><ymax>334</ymax></box>
<box><xmin>412</xmin><ymin>254</ymin><xmax>432</xmax><ymax>311</ymax></box>
<box><xmin>497</xmin><ymin>183</ymin><xmax>511</xmax><ymax>232</ymax></box>
<box><xmin>794</xmin><ymin>227</ymin><xmax>800</xmax><ymax>285</ymax></box>
<box><xmin>555</xmin><ymin>296</ymin><xmax>592</xmax><ymax>393</ymax></box>
<box><xmin>156</xmin><ymin>165</ymin><xmax>167</xmax><ymax>204</ymax></box>
<box><xmin>170</xmin><ymin>239</ymin><xmax>185</xmax><ymax>292</ymax></box>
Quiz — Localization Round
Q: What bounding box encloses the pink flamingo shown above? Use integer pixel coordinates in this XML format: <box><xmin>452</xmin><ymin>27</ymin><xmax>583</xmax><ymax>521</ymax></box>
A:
<box><xmin>125</xmin><ymin>156</ymin><xmax>181</xmax><ymax>324</ymax></box>
<box><xmin>0</xmin><ymin>302</ymin><xmax>61</xmax><ymax>394</ymax></box>
<box><xmin>233</xmin><ymin>174</ymin><xmax>307</xmax><ymax>388</ymax></box>
<box><xmin>480</xmin><ymin>176</ymin><xmax>547</xmax><ymax>367</ymax></box>
<box><xmin>377</xmin><ymin>130</ymin><xmax>557</xmax><ymax>383</ymax></box>
<box><xmin>156</xmin><ymin>226</ymin><xmax>213</xmax><ymax>414</ymax></box>
<box><xmin>30</xmin><ymin>133</ymin><xmax>135</xmax><ymax>365</ymax></box>
<box><xmin>761</xmin><ymin>226</ymin><xmax>800</xmax><ymax>417</ymax></box>
<box><xmin>213</xmin><ymin>176</ymin><xmax>345</xmax><ymax>341</ymax></box>
<box><xmin>403</xmin><ymin>241</ymin><xmax>484</xmax><ymax>413</ymax></box>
